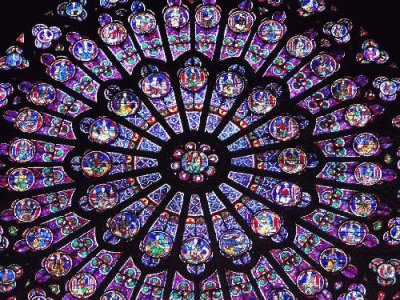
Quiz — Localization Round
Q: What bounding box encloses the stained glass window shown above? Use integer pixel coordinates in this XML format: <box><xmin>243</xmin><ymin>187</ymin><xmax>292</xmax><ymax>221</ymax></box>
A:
<box><xmin>0</xmin><ymin>0</ymin><xmax>399</xmax><ymax>299</ymax></box>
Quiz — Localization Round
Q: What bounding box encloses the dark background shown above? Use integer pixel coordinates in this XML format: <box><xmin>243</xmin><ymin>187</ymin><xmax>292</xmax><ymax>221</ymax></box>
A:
<box><xmin>0</xmin><ymin>0</ymin><xmax>399</xmax><ymax>63</ymax></box>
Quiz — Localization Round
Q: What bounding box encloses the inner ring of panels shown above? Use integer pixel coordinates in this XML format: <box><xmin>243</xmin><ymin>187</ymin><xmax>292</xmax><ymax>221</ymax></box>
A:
<box><xmin>0</xmin><ymin>0</ymin><xmax>399</xmax><ymax>299</ymax></box>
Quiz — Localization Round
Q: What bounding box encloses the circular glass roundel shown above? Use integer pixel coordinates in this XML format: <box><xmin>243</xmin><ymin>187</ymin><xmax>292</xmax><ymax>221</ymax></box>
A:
<box><xmin>219</xmin><ymin>229</ymin><xmax>251</xmax><ymax>258</ymax></box>
<box><xmin>266</xmin><ymin>289</ymin><xmax>295</xmax><ymax>300</ymax></box>
<box><xmin>36</xmin><ymin>28</ymin><xmax>54</xmax><ymax>44</ymax></box>
<box><xmin>181</xmin><ymin>151</ymin><xmax>209</xmax><ymax>174</ymax></box>
<box><xmin>110</xmin><ymin>90</ymin><xmax>141</xmax><ymax>116</ymax></box>
<box><xmin>216</xmin><ymin>72</ymin><xmax>245</xmax><ymax>97</ymax></box>
<box><xmin>338</xmin><ymin>221</ymin><xmax>368</xmax><ymax>245</ymax></box>
<box><xmin>81</xmin><ymin>151</ymin><xmax>112</xmax><ymax>177</ymax></box>
<box><xmin>5</xmin><ymin>52</ymin><xmax>23</xmax><ymax>68</ymax></box>
<box><xmin>171</xmin><ymin>142</ymin><xmax>218</xmax><ymax>184</ymax></box>
<box><xmin>68</xmin><ymin>273</ymin><xmax>97</xmax><ymax>298</ymax></box>
<box><xmin>9</xmin><ymin>139</ymin><xmax>36</xmax><ymax>163</ymax></box>
<box><xmin>89</xmin><ymin>117</ymin><xmax>120</xmax><ymax>144</ymax></box>
<box><xmin>88</xmin><ymin>183</ymin><xmax>119</xmax><ymax>211</ymax></box>
<box><xmin>49</xmin><ymin>58</ymin><xmax>76</xmax><ymax>82</ymax></box>
<box><xmin>269</xmin><ymin>116</ymin><xmax>300</xmax><ymax>141</ymax></box>
<box><xmin>331</xmin><ymin>23</ymin><xmax>350</xmax><ymax>39</ymax></box>
<box><xmin>331</xmin><ymin>78</ymin><xmax>358</xmax><ymax>101</ymax></box>
<box><xmin>66</xmin><ymin>2</ymin><xmax>84</xmax><ymax>17</ymax></box>
<box><xmin>101</xmin><ymin>291</ymin><xmax>126</xmax><ymax>300</ymax></box>
<box><xmin>0</xmin><ymin>86</ymin><xmax>10</xmax><ymax>107</ymax></box>
<box><xmin>8</xmin><ymin>168</ymin><xmax>35</xmax><ymax>192</ymax></box>
<box><xmin>364</xmin><ymin>47</ymin><xmax>381</xmax><ymax>62</ymax></box>
<box><xmin>258</xmin><ymin>20</ymin><xmax>285</xmax><ymax>43</ymax></box>
<box><xmin>296</xmin><ymin>269</ymin><xmax>325</xmax><ymax>295</ymax></box>
<box><xmin>228</xmin><ymin>10</ymin><xmax>254</xmax><ymax>33</ymax></box>
<box><xmin>310</xmin><ymin>54</ymin><xmax>337</xmax><ymax>78</ymax></box>
<box><xmin>71</xmin><ymin>39</ymin><xmax>99</xmax><ymax>61</ymax></box>
<box><xmin>164</xmin><ymin>6</ymin><xmax>190</xmax><ymax>29</ymax></box>
<box><xmin>247</xmin><ymin>88</ymin><xmax>277</xmax><ymax>115</ymax></box>
<box><xmin>271</xmin><ymin>182</ymin><xmax>302</xmax><ymax>207</ymax></box>
<box><xmin>377</xmin><ymin>263</ymin><xmax>396</xmax><ymax>280</ymax></box>
<box><xmin>345</xmin><ymin>104</ymin><xmax>372</xmax><ymax>127</ymax></box>
<box><xmin>286</xmin><ymin>35</ymin><xmax>314</xmax><ymax>58</ymax></box>
<box><xmin>278</xmin><ymin>148</ymin><xmax>308</xmax><ymax>174</ymax></box>
<box><xmin>350</xmin><ymin>193</ymin><xmax>378</xmax><ymax>217</ymax></box>
<box><xmin>142</xmin><ymin>231</ymin><xmax>174</xmax><ymax>259</ymax></box>
<box><xmin>251</xmin><ymin>210</ymin><xmax>282</xmax><ymax>237</ymax></box>
<box><xmin>354</xmin><ymin>162</ymin><xmax>382</xmax><ymax>186</ymax></box>
<box><xmin>15</xmin><ymin>109</ymin><xmax>43</xmax><ymax>133</ymax></box>
<box><xmin>299</xmin><ymin>0</ymin><xmax>322</xmax><ymax>13</ymax></box>
<box><xmin>131</xmin><ymin>12</ymin><xmax>157</xmax><ymax>34</ymax></box>
<box><xmin>109</xmin><ymin>211</ymin><xmax>140</xmax><ymax>239</ymax></box>
<box><xmin>100</xmin><ymin>22</ymin><xmax>128</xmax><ymax>46</ymax></box>
<box><xmin>180</xmin><ymin>237</ymin><xmax>212</xmax><ymax>264</ymax></box>
<box><xmin>319</xmin><ymin>248</ymin><xmax>348</xmax><ymax>272</ymax></box>
<box><xmin>28</xmin><ymin>83</ymin><xmax>57</xmax><ymax>106</ymax></box>
<box><xmin>25</xmin><ymin>226</ymin><xmax>53</xmax><ymax>250</ymax></box>
<box><xmin>195</xmin><ymin>5</ymin><xmax>221</xmax><ymax>28</ymax></box>
<box><xmin>44</xmin><ymin>251</ymin><xmax>73</xmax><ymax>277</ymax></box>
<box><xmin>353</xmin><ymin>133</ymin><xmax>380</xmax><ymax>156</ymax></box>
<box><xmin>1</xmin><ymin>0</ymin><xmax>399</xmax><ymax>298</ymax></box>
<box><xmin>380</xmin><ymin>79</ymin><xmax>398</xmax><ymax>98</ymax></box>
<box><xmin>179</xmin><ymin>66</ymin><xmax>208</xmax><ymax>92</ymax></box>
<box><xmin>141</xmin><ymin>73</ymin><xmax>171</xmax><ymax>98</ymax></box>
<box><xmin>13</xmin><ymin>198</ymin><xmax>41</xmax><ymax>222</ymax></box>
<box><xmin>0</xmin><ymin>268</ymin><xmax>16</xmax><ymax>286</ymax></box>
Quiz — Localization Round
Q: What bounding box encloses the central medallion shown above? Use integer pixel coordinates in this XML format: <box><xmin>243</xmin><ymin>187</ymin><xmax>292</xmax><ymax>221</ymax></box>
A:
<box><xmin>171</xmin><ymin>142</ymin><xmax>218</xmax><ymax>183</ymax></box>
<box><xmin>159</xmin><ymin>133</ymin><xmax>229</xmax><ymax>191</ymax></box>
